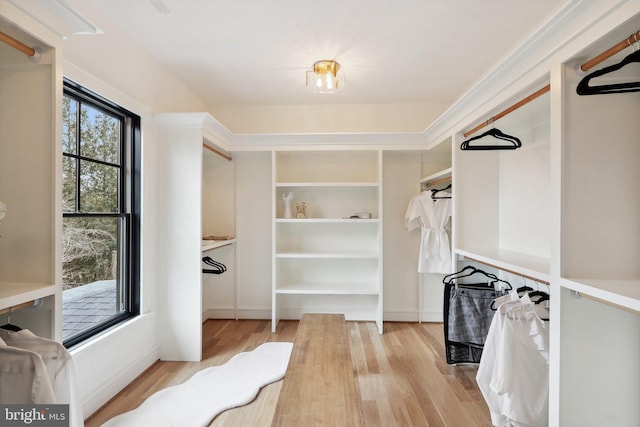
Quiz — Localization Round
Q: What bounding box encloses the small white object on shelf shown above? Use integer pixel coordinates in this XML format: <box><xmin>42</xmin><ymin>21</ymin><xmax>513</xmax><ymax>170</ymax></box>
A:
<box><xmin>282</xmin><ymin>192</ymin><xmax>293</xmax><ymax>219</ymax></box>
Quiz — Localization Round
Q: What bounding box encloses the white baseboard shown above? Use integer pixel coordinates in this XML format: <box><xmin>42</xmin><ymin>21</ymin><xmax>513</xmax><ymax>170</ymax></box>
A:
<box><xmin>82</xmin><ymin>345</ymin><xmax>160</xmax><ymax>418</ymax></box>
<box><xmin>203</xmin><ymin>308</ymin><xmax>271</xmax><ymax>320</ymax></box>
<box><xmin>203</xmin><ymin>308</ymin><xmax>443</xmax><ymax>323</ymax></box>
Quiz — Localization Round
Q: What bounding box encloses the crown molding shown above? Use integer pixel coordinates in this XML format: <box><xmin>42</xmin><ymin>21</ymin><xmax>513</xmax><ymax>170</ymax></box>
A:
<box><xmin>420</xmin><ymin>0</ymin><xmax>633</xmax><ymax>145</ymax></box>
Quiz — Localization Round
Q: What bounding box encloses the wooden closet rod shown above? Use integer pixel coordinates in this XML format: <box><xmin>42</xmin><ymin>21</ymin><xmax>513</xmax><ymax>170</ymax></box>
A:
<box><xmin>0</xmin><ymin>300</ymin><xmax>37</xmax><ymax>316</ymax></box>
<box><xmin>580</xmin><ymin>30</ymin><xmax>640</xmax><ymax>72</ymax></box>
<box><xmin>0</xmin><ymin>31</ymin><xmax>36</xmax><ymax>57</ymax></box>
<box><xmin>423</xmin><ymin>175</ymin><xmax>451</xmax><ymax>188</ymax></box>
<box><xmin>463</xmin><ymin>84</ymin><xmax>551</xmax><ymax>138</ymax></box>
<box><xmin>203</xmin><ymin>143</ymin><xmax>232</xmax><ymax>161</ymax></box>
<box><xmin>463</xmin><ymin>255</ymin><xmax>550</xmax><ymax>286</ymax></box>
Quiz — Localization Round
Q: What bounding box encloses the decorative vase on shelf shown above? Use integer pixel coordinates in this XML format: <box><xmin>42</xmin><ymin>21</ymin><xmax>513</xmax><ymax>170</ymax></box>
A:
<box><xmin>296</xmin><ymin>201</ymin><xmax>307</xmax><ymax>219</ymax></box>
<box><xmin>282</xmin><ymin>192</ymin><xmax>293</xmax><ymax>219</ymax></box>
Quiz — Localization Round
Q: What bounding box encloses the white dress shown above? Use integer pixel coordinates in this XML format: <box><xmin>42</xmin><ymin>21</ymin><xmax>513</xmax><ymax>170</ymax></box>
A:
<box><xmin>405</xmin><ymin>191</ymin><xmax>452</xmax><ymax>273</ymax></box>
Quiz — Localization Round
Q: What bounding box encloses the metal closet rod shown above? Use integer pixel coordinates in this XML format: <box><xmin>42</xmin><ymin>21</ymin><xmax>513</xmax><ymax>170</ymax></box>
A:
<box><xmin>0</xmin><ymin>31</ymin><xmax>36</xmax><ymax>57</ymax></box>
<box><xmin>580</xmin><ymin>30</ymin><xmax>640</xmax><ymax>72</ymax></box>
<box><xmin>462</xmin><ymin>84</ymin><xmax>551</xmax><ymax>138</ymax></box>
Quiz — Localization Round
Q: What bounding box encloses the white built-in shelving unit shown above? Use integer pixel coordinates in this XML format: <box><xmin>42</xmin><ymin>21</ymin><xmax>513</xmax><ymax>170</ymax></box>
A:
<box><xmin>454</xmin><ymin>82</ymin><xmax>552</xmax><ymax>281</ymax></box>
<box><xmin>0</xmin><ymin>17</ymin><xmax>61</xmax><ymax>340</ymax></box>
<box><xmin>435</xmin><ymin>4</ymin><xmax>640</xmax><ymax>425</ymax></box>
<box><xmin>554</xmin><ymin>14</ymin><xmax>640</xmax><ymax>426</ymax></box>
<box><xmin>272</xmin><ymin>150</ymin><xmax>383</xmax><ymax>333</ymax></box>
<box><xmin>153</xmin><ymin>113</ymin><xmax>234</xmax><ymax>361</ymax></box>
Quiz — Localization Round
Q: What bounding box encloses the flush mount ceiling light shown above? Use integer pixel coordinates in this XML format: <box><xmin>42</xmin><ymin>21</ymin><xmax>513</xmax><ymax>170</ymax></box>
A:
<box><xmin>306</xmin><ymin>60</ymin><xmax>344</xmax><ymax>94</ymax></box>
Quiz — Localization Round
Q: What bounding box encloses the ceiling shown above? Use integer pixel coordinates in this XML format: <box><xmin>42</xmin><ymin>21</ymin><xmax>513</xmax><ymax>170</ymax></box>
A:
<box><xmin>80</xmin><ymin>0</ymin><xmax>565</xmax><ymax>111</ymax></box>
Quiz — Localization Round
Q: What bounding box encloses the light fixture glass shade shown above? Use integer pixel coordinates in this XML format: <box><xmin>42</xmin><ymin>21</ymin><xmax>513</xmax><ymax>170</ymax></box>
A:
<box><xmin>306</xmin><ymin>60</ymin><xmax>344</xmax><ymax>94</ymax></box>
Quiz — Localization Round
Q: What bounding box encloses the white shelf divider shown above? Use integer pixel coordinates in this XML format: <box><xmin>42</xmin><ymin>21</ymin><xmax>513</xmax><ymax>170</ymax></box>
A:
<box><xmin>420</xmin><ymin>167</ymin><xmax>452</xmax><ymax>186</ymax></box>
<box><xmin>201</xmin><ymin>239</ymin><xmax>236</xmax><ymax>252</ymax></box>
<box><xmin>0</xmin><ymin>282</ymin><xmax>57</xmax><ymax>311</ymax></box>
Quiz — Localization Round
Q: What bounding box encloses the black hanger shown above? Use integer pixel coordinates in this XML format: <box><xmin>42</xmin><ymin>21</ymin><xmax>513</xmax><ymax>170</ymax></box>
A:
<box><xmin>460</xmin><ymin>127</ymin><xmax>522</xmax><ymax>151</ymax></box>
<box><xmin>577</xmin><ymin>49</ymin><xmax>640</xmax><ymax>95</ymax></box>
<box><xmin>443</xmin><ymin>265</ymin><xmax>511</xmax><ymax>290</ymax></box>
<box><xmin>516</xmin><ymin>285</ymin><xmax>535</xmax><ymax>296</ymax></box>
<box><xmin>528</xmin><ymin>290</ymin><xmax>550</xmax><ymax>304</ymax></box>
<box><xmin>443</xmin><ymin>265</ymin><xmax>483</xmax><ymax>284</ymax></box>
<box><xmin>1</xmin><ymin>307</ymin><xmax>22</xmax><ymax>331</ymax></box>
<box><xmin>431</xmin><ymin>184</ymin><xmax>452</xmax><ymax>200</ymax></box>
<box><xmin>202</xmin><ymin>256</ymin><xmax>226</xmax><ymax>274</ymax></box>
<box><xmin>203</xmin><ymin>256</ymin><xmax>227</xmax><ymax>272</ymax></box>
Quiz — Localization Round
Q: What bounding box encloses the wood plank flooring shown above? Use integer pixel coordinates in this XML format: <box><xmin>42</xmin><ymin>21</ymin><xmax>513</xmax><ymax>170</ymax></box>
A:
<box><xmin>85</xmin><ymin>320</ymin><xmax>491</xmax><ymax>427</ymax></box>
<box><xmin>273</xmin><ymin>314</ymin><xmax>362</xmax><ymax>426</ymax></box>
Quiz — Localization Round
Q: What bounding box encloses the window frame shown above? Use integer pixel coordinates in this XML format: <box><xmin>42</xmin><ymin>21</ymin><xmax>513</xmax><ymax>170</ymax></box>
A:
<box><xmin>62</xmin><ymin>78</ymin><xmax>141</xmax><ymax>348</ymax></box>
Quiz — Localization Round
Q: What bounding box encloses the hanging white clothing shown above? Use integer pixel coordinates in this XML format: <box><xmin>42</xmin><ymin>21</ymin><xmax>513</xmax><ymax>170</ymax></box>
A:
<box><xmin>476</xmin><ymin>292</ymin><xmax>549</xmax><ymax>427</ymax></box>
<box><xmin>405</xmin><ymin>191</ymin><xmax>452</xmax><ymax>273</ymax></box>
<box><xmin>0</xmin><ymin>336</ymin><xmax>56</xmax><ymax>404</ymax></box>
<box><xmin>476</xmin><ymin>292</ymin><xmax>520</xmax><ymax>427</ymax></box>
<box><xmin>0</xmin><ymin>329</ymin><xmax>84</xmax><ymax>427</ymax></box>
<box><xmin>492</xmin><ymin>303</ymin><xmax>549</xmax><ymax>427</ymax></box>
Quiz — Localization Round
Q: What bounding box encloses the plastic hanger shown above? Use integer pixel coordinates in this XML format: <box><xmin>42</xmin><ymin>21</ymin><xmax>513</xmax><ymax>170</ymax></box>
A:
<box><xmin>576</xmin><ymin>47</ymin><xmax>640</xmax><ymax>95</ymax></box>
<box><xmin>1</xmin><ymin>307</ymin><xmax>22</xmax><ymax>331</ymax></box>
<box><xmin>529</xmin><ymin>291</ymin><xmax>550</xmax><ymax>304</ymax></box>
<box><xmin>202</xmin><ymin>256</ymin><xmax>226</xmax><ymax>274</ymax></box>
<box><xmin>203</xmin><ymin>256</ymin><xmax>226</xmax><ymax>272</ymax></box>
<box><xmin>460</xmin><ymin>127</ymin><xmax>522</xmax><ymax>151</ymax></box>
<box><xmin>443</xmin><ymin>265</ymin><xmax>512</xmax><ymax>290</ymax></box>
<box><xmin>431</xmin><ymin>184</ymin><xmax>452</xmax><ymax>200</ymax></box>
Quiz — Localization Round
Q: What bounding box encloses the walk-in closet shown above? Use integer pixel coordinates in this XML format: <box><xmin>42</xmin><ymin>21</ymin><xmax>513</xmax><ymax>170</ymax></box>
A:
<box><xmin>1</xmin><ymin>1</ymin><xmax>639</xmax><ymax>426</ymax></box>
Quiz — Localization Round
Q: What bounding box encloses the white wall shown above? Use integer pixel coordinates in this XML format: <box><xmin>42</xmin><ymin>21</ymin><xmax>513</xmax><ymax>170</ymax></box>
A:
<box><xmin>211</xmin><ymin>102</ymin><xmax>448</xmax><ymax>134</ymax></box>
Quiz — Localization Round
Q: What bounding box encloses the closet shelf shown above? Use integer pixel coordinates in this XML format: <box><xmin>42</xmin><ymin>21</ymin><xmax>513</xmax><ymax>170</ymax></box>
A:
<box><xmin>275</xmin><ymin>182</ymin><xmax>379</xmax><ymax>188</ymax></box>
<box><xmin>275</xmin><ymin>282</ymin><xmax>379</xmax><ymax>295</ymax></box>
<box><xmin>455</xmin><ymin>248</ymin><xmax>550</xmax><ymax>283</ymax></box>
<box><xmin>559</xmin><ymin>278</ymin><xmax>640</xmax><ymax>313</ymax></box>
<box><xmin>201</xmin><ymin>239</ymin><xmax>236</xmax><ymax>252</ymax></box>
<box><xmin>275</xmin><ymin>251</ymin><xmax>379</xmax><ymax>259</ymax></box>
<box><xmin>0</xmin><ymin>282</ymin><xmax>56</xmax><ymax>311</ymax></box>
<box><xmin>274</xmin><ymin>218</ymin><xmax>379</xmax><ymax>223</ymax></box>
<box><xmin>420</xmin><ymin>167</ymin><xmax>452</xmax><ymax>186</ymax></box>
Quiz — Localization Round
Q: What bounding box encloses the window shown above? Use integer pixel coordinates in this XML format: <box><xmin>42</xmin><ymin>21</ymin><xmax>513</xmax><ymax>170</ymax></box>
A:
<box><xmin>61</xmin><ymin>79</ymin><xmax>140</xmax><ymax>347</ymax></box>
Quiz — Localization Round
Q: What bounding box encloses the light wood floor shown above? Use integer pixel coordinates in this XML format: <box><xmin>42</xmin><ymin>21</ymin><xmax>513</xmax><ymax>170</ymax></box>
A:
<box><xmin>85</xmin><ymin>320</ymin><xmax>491</xmax><ymax>427</ymax></box>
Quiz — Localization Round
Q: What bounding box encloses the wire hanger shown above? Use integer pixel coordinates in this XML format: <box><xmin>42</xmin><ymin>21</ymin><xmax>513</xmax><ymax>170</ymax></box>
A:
<box><xmin>577</xmin><ymin>34</ymin><xmax>640</xmax><ymax>95</ymax></box>
<box><xmin>460</xmin><ymin>121</ymin><xmax>522</xmax><ymax>151</ymax></box>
